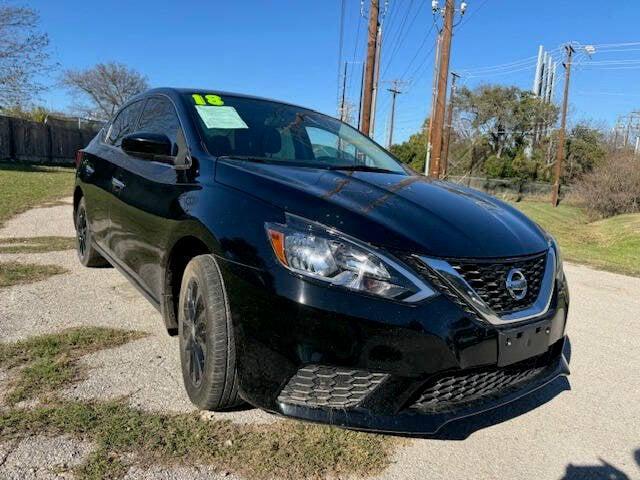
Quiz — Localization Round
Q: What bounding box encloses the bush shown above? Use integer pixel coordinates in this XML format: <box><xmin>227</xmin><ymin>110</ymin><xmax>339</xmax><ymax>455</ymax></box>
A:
<box><xmin>575</xmin><ymin>152</ymin><xmax>640</xmax><ymax>218</ymax></box>
<box><xmin>484</xmin><ymin>155</ymin><xmax>510</xmax><ymax>178</ymax></box>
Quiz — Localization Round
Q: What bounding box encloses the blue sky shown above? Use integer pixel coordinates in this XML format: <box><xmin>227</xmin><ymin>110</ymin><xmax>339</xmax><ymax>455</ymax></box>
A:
<box><xmin>31</xmin><ymin>0</ymin><xmax>640</xmax><ymax>144</ymax></box>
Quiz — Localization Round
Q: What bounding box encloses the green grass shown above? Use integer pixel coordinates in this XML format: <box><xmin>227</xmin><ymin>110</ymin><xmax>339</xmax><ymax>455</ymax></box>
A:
<box><xmin>513</xmin><ymin>201</ymin><xmax>640</xmax><ymax>277</ymax></box>
<box><xmin>0</xmin><ymin>400</ymin><xmax>394</xmax><ymax>480</ymax></box>
<box><xmin>0</xmin><ymin>328</ymin><xmax>396</xmax><ymax>480</ymax></box>
<box><xmin>0</xmin><ymin>261</ymin><xmax>68</xmax><ymax>288</ymax></box>
<box><xmin>0</xmin><ymin>163</ymin><xmax>75</xmax><ymax>227</ymax></box>
<box><xmin>0</xmin><ymin>236</ymin><xmax>76</xmax><ymax>254</ymax></box>
<box><xmin>0</xmin><ymin>327</ymin><xmax>146</xmax><ymax>404</ymax></box>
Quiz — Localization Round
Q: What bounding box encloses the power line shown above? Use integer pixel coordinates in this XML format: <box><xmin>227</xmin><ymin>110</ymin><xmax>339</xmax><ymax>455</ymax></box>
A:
<box><xmin>458</xmin><ymin>49</ymin><xmax>563</xmax><ymax>75</ymax></box>
<box><xmin>348</xmin><ymin>2</ymin><xmax>366</xmax><ymax>109</ymax></box>
<box><xmin>457</xmin><ymin>0</ymin><xmax>490</xmax><ymax>30</ymax></box>
<box><xmin>583</xmin><ymin>65</ymin><xmax>640</xmax><ymax>70</ymax></box>
<box><xmin>579</xmin><ymin>59</ymin><xmax>640</xmax><ymax>65</ymax></box>
<box><xmin>380</xmin><ymin>0</ymin><xmax>425</xmax><ymax>79</ymax></box>
<box><xmin>588</xmin><ymin>47</ymin><xmax>640</xmax><ymax>53</ymax></box>
<box><xmin>589</xmin><ymin>41</ymin><xmax>640</xmax><ymax>48</ymax></box>
<box><xmin>399</xmin><ymin>22</ymin><xmax>436</xmax><ymax>82</ymax></box>
<box><xmin>373</xmin><ymin>23</ymin><xmax>436</xmax><ymax>130</ymax></box>
<box><xmin>404</xmin><ymin>30</ymin><xmax>439</xmax><ymax>88</ymax></box>
<box><xmin>461</xmin><ymin>64</ymin><xmax>539</xmax><ymax>78</ymax></box>
<box><xmin>576</xmin><ymin>90</ymin><xmax>640</xmax><ymax>97</ymax></box>
<box><xmin>336</xmin><ymin>0</ymin><xmax>347</xmax><ymax>115</ymax></box>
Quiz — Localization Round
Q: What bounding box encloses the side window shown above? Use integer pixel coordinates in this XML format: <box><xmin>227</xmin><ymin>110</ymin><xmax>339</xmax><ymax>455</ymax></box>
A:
<box><xmin>107</xmin><ymin>101</ymin><xmax>144</xmax><ymax>146</ymax></box>
<box><xmin>305</xmin><ymin>126</ymin><xmax>357</xmax><ymax>162</ymax></box>
<box><xmin>137</xmin><ymin>97</ymin><xmax>181</xmax><ymax>146</ymax></box>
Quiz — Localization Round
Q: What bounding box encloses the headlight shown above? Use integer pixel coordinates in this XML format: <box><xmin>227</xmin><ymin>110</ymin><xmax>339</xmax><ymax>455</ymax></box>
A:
<box><xmin>547</xmin><ymin>234</ymin><xmax>564</xmax><ymax>282</ymax></box>
<box><xmin>265</xmin><ymin>214</ymin><xmax>435</xmax><ymax>302</ymax></box>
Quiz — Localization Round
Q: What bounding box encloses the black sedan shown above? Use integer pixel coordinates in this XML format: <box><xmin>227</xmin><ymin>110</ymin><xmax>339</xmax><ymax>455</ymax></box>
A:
<box><xmin>73</xmin><ymin>88</ymin><xmax>569</xmax><ymax>434</ymax></box>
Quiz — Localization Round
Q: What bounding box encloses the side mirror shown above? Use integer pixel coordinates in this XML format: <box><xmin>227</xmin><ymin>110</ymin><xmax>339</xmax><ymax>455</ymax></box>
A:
<box><xmin>121</xmin><ymin>132</ymin><xmax>173</xmax><ymax>158</ymax></box>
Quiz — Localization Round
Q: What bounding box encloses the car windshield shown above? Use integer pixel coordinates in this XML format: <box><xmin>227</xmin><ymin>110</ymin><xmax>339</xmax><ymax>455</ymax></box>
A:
<box><xmin>183</xmin><ymin>92</ymin><xmax>407</xmax><ymax>174</ymax></box>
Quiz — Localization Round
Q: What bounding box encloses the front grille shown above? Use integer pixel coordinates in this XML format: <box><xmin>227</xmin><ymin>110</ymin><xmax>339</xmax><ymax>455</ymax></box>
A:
<box><xmin>449</xmin><ymin>253</ymin><xmax>547</xmax><ymax>314</ymax></box>
<box><xmin>277</xmin><ymin>365</ymin><xmax>388</xmax><ymax>409</ymax></box>
<box><xmin>411</xmin><ymin>363</ymin><xmax>547</xmax><ymax>413</ymax></box>
<box><xmin>411</xmin><ymin>260</ymin><xmax>481</xmax><ymax>321</ymax></box>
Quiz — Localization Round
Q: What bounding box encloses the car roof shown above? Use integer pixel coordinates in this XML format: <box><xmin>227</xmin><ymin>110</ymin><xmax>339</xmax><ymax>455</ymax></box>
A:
<box><xmin>133</xmin><ymin>87</ymin><xmax>319</xmax><ymax>114</ymax></box>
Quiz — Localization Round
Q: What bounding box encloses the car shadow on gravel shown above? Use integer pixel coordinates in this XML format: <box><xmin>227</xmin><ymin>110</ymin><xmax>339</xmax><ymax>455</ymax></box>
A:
<box><xmin>421</xmin><ymin>338</ymin><xmax>573</xmax><ymax>441</ymax></box>
<box><xmin>559</xmin><ymin>448</ymin><xmax>639</xmax><ymax>480</ymax></box>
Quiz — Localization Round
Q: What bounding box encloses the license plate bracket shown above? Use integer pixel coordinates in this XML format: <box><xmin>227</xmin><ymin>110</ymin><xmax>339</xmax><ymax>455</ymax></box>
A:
<box><xmin>497</xmin><ymin>320</ymin><xmax>552</xmax><ymax>367</ymax></box>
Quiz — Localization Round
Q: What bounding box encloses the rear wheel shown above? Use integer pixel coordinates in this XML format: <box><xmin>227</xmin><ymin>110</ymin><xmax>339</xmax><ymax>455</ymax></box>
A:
<box><xmin>178</xmin><ymin>254</ymin><xmax>242</xmax><ymax>410</ymax></box>
<box><xmin>75</xmin><ymin>197</ymin><xmax>108</xmax><ymax>267</ymax></box>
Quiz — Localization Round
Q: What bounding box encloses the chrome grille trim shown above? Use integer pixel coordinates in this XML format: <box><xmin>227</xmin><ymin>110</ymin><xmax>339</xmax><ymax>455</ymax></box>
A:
<box><xmin>417</xmin><ymin>248</ymin><xmax>556</xmax><ymax>326</ymax></box>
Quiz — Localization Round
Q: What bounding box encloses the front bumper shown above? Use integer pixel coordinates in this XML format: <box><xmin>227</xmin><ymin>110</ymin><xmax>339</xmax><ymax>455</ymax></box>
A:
<box><xmin>218</xmin><ymin>254</ymin><xmax>570</xmax><ymax>434</ymax></box>
<box><xmin>277</xmin><ymin>349</ymin><xmax>569</xmax><ymax>435</ymax></box>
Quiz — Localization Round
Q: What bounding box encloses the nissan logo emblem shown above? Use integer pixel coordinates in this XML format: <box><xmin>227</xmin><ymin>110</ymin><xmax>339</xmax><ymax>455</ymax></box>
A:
<box><xmin>506</xmin><ymin>268</ymin><xmax>528</xmax><ymax>300</ymax></box>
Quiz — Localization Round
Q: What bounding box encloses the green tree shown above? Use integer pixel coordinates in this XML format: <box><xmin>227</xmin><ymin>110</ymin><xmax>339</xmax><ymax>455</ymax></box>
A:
<box><xmin>0</xmin><ymin>105</ymin><xmax>49</xmax><ymax>122</ymax></box>
<box><xmin>389</xmin><ymin>119</ymin><xmax>429</xmax><ymax>172</ymax></box>
<box><xmin>564</xmin><ymin>123</ymin><xmax>607</xmax><ymax>182</ymax></box>
<box><xmin>456</xmin><ymin>85</ymin><xmax>558</xmax><ymax>159</ymax></box>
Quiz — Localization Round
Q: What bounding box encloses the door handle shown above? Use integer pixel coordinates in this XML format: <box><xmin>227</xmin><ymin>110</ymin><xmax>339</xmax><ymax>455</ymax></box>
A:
<box><xmin>111</xmin><ymin>177</ymin><xmax>125</xmax><ymax>191</ymax></box>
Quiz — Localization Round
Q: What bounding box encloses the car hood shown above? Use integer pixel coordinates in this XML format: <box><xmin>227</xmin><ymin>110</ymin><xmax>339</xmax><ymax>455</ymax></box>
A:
<box><xmin>214</xmin><ymin>160</ymin><xmax>549</xmax><ymax>258</ymax></box>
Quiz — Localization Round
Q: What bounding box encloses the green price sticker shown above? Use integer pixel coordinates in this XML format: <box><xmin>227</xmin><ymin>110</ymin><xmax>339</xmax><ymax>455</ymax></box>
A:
<box><xmin>192</xmin><ymin>94</ymin><xmax>224</xmax><ymax>106</ymax></box>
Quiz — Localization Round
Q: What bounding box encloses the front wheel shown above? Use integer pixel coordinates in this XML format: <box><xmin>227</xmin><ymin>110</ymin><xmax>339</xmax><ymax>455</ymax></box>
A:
<box><xmin>178</xmin><ymin>254</ymin><xmax>242</xmax><ymax>410</ymax></box>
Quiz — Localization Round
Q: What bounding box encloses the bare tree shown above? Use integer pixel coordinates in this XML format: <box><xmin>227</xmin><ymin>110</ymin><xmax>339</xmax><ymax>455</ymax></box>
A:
<box><xmin>62</xmin><ymin>62</ymin><xmax>148</xmax><ymax>120</ymax></box>
<box><xmin>0</xmin><ymin>4</ymin><xmax>51</xmax><ymax>107</ymax></box>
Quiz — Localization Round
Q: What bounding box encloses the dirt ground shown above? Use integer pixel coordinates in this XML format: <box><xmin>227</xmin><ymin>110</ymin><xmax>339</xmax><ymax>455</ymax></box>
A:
<box><xmin>1</xmin><ymin>200</ymin><xmax>639</xmax><ymax>479</ymax></box>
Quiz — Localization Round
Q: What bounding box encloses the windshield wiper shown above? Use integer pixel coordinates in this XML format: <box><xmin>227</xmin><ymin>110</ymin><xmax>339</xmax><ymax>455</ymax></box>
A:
<box><xmin>217</xmin><ymin>155</ymin><xmax>271</xmax><ymax>163</ymax></box>
<box><xmin>324</xmin><ymin>164</ymin><xmax>397</xmax><ymax>174</ymax></box>
<box><xmin>217</xmin><ymin>156</ymin><xmax>399</xmax><ymax>174</ymax></box>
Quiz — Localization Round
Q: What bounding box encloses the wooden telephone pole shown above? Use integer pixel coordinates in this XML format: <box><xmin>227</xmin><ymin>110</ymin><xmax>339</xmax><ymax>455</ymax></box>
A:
<box><xmin>360</xmin><ymin>0</ymin><xmax>380</xmax><ymax>137</ymax></box>
<box><xmin>424</xmin><ymin>33</ymin><xmax>442</xmax><ymax>175</ymax></box>
<box><xmin>551</xmin><ymin>45</ymin><xmax>574</xmax><ymax>207</ymax></box>
<box><xmin>428</xmin><ymin>0</ymin><xmax>455</xmax><ymax>178</ymax></box>
<box><xmin>386</xmin><ymin>80</ymin><xmax>405</xmax><ymax>148</ymax></box>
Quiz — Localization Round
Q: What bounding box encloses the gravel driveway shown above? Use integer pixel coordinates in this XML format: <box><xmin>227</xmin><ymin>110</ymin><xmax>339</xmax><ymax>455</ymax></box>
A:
<box><xmin>1</xmin><ymin>200</ymin><xmax>639</xmax><ymax>479</ymax></box>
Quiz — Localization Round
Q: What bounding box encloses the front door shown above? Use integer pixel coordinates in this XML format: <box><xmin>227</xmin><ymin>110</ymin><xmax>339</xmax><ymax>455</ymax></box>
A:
<box><xmin>108</xmin><ymin>96</ymin><xmax>190</xmax><ymax>302</ymax></box>
<box><xmin>84</xmin><ymin>100</ymin><xmax>145</xmax><ymax>252</ymax></box>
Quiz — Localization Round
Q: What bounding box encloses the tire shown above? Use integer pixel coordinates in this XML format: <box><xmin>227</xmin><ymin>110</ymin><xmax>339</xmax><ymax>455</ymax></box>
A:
<box><xmin>75</xmin><ymin>197</ymin><xmax>109</xmax><ymax>267</ymax></box>
<box><xmin>178</xmin><ymin>254</ymin><xmax>242</xmax><ymax>410</ymax></box>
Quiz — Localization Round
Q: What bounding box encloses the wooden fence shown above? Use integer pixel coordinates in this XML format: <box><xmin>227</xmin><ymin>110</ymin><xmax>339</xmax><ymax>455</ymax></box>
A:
<box><xmin>0</xmin><ymin>115</ymin><xmax>99</xmax><ymax>165</ymax></box>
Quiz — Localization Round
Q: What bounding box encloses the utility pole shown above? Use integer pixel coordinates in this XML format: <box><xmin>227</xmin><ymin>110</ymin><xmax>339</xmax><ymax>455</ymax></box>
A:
<box><xmin>424</xmin><ymin>33</ymin><xmax>442</xmax><ymax>175</ymax></box>
<box><xmin>386</xmin><ymin>80</ymin><xmax>404</xmax><ymax>148</ymax></box>
<box><xmin>339</xmin><ymin>61</ymin><xmax>348</xmax><ymax>121</ymax></box>
<box><xmin>370</xmin><ymin>23</ymin><xmax>383</xmax><ymax>137</ymax></box>
<box><xmin>551</xmin><ymin>45</ymin><xmax>574</xmax><ymax>207</ymax></box>
<box><xmin>360</xmin><ymin>0</ymin><xmax>379</xmax><ymax>137</ymax></box>
<box><xmin>440</xmin><ymin>71</ymin><xmax>459</xmax><ymax>177</ymax></box>
<box><xmin>428</xmin><ymin>0</ymin><xmax>455</xmax><ymax>178</ymax></box>
<box><xmin>357</xmin><ymin>62</ymin><xmax>365</xmax><ymax>129</ymax></box>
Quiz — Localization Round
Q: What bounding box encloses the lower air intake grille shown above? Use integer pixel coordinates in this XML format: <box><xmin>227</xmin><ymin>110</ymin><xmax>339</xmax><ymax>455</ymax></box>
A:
<box><xmin>411</xmin><ymin>364</ymin><xmax>547</xmax><ymax>413</ymax></box>
<box><xmin>277</xmin><ymin>365</ymin><xmax>388</xmax><ymax>409</ymax></box>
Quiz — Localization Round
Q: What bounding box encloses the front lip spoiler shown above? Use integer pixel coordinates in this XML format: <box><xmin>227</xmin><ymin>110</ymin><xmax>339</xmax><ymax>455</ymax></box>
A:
<box><xmin>272</xmin><ymin>354</ymin><xmax>570</xmax><ymax>435</ymax></box>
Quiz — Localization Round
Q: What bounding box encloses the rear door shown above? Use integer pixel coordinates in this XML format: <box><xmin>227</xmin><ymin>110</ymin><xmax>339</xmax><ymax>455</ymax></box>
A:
<box><xmin>108</xmin><ymin>95</ymin><xmax>187</xmax><ymax>302</ymax></box>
